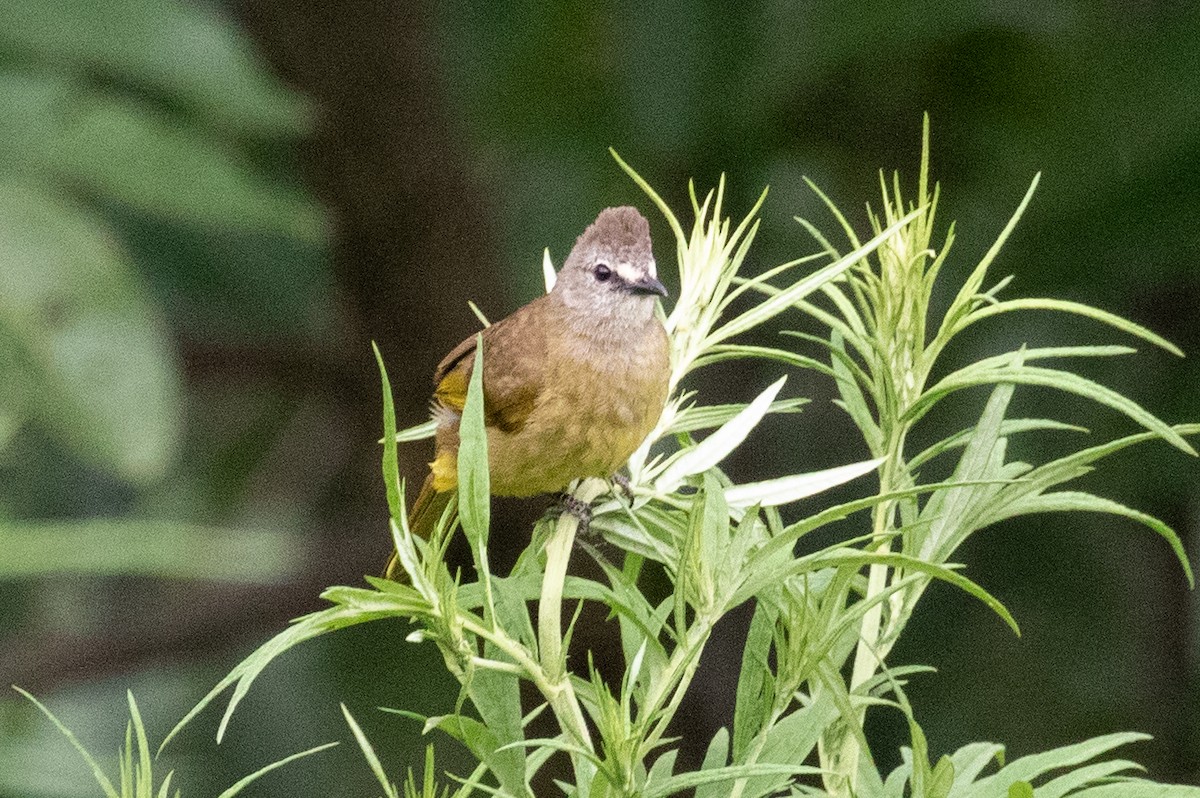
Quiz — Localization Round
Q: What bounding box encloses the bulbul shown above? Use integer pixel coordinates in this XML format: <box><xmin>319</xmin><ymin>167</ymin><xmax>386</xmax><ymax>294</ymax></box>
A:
<box><xmin>385</xmin><ymin>206</ymin><xmax>671</xmax><ymax>580</ymax></box>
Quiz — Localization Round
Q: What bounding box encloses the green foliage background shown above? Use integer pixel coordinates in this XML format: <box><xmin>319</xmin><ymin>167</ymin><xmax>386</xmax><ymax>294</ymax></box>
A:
<box><xmin>1</xmin><ymin>1</ymin><xmax>1197</xmax><ymax>794</ymax></box>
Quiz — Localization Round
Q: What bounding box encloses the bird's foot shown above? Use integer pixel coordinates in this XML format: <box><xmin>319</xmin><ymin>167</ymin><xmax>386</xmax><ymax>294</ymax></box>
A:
<box><xmin>550</xmin><ymin>493</ymin><xmax>595</xmax><ymax>537</ymax></box>
<box><xmin>611</xmin><ymin>473</ymin><xmax>635</xmax><ymax>501</ymax></box>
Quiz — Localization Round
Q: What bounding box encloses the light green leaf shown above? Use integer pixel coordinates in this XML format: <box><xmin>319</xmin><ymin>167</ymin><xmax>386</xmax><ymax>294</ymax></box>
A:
<box><xmin>929</xmin><ymin>755</ymin><xmax>955</xmax><ymax>798</ymax></box>
<box><xmin>469</xmin><ymin>654</ymin><xmax>529</xmax><ymax>795</ymax></box>
<box><xmin>948</xmin><ymin>741</ymin><xmax>1006</xmax><ymax>787</ymax></box>
<box><xmin>394</xmin><ymin>419</ymin><xmax>437</xmax><ymax>444</ymax></box>
<box><xmin>933</xmin><ymin>175</ymin><xmax>1040</xmax><ymax>349</ymax></box>
<box><xmin>695</xmin><ymin>728</ymin><xmax>730</xmax><ymax>798</ymax></box>
<box><xmin>731</xmin><ymin>602</ymin><xmax>777</xmax><ymax>764</ymax></box>
<box><xmin>163</xmin><ymin>589</ymin><xmax>427</xmax><ymax>750</ymax></box>
<box><xmin>919</xmin><ymin>376</ymin><xmax>1017</xmax><ymax>560</ymax></box>
<box><xmin>709</xmin><ymin>207</ymin><xmax>925</xmax><ymax>345</ymax></box>
<box><xmin>374</xmin><ymin>344</ymin><xmax>406</xmax><ymax>530</ymax></box>
<box><xmin>741</xmin><ymin>693</ymin><xmax>839</xmax><ymax>798</ymax></box>
<box><xmin>48</xmin><ymin>97</ymin><xmax>324</xmax><ymax>241</ymax></box>
<box><xmin>1036</xmin><ymin>759</ymin><xmax>1144</xmax><ymax>798</ymax></box>
<box><xmin>644</xmin><ymin>763</ymin><xmax>820</xmax><ymax>798</ymax></box>
<box><xmin>0</xmin><ymin>182</ymin><xmax>182</xmax><ymax>482</ymax></box>
<box><xmin>655</xmin><ymin>377</ymin><xmax>786</xmax><ymax>493</ymax></box>
<box><xmin>458</xmin><ymin>334</ymin><xmax>490</xmax><ymax>550</ymax></box>
<box><xmin>725</xmin><ymin>457</ymin><xmax>883</xmax><ymax>509</ymax></box>
<box><xmin>908</xmin><ymin>418</ymin><xmax>1087</xmax><ymax>471</ymax></box>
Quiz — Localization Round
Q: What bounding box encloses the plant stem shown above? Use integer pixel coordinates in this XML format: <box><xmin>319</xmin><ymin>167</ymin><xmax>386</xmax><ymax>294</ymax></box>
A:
<box><xmin>829</xmin><ymin>434</ymin><xmax>906</xmax><ymax>795</ymax></box>
<box><xmin>538</xmin><ymin>477</ymin><xmax>608</xmax><ymax>792</ymax></box>
<box><xmin>639</xmin><ymin>612</ymin><xmax>719</xmax><ymax>755</ymax></box>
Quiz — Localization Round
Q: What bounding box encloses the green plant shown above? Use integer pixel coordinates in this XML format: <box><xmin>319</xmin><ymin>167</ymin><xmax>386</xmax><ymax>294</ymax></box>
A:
<box><xmin>165</xmin><ymin>121</ymin><xmax>1198</xmax><ymax>797</ymax></box>
<box><xmin>13</xmin><ymin>688</ymin><xmax>334</xmax><ymax>798</ymax></box>
<box><xmin>0</xmin><ymin>0</ymin><xmax>322</xmax><ymax>581</ymax></box>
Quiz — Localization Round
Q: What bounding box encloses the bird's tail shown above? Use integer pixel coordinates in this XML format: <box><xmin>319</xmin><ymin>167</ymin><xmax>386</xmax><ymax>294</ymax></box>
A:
<box><xmin>383</xmin><ymin>473</ymin><xmax>453</xmax><ymax>581</ymax></box>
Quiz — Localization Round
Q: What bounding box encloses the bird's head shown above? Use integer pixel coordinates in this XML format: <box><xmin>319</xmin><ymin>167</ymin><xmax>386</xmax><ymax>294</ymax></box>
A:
<box><xmin>553</xmin><ymin>206</ymin><xmax>667</xmax><ymax>323</ymax></box>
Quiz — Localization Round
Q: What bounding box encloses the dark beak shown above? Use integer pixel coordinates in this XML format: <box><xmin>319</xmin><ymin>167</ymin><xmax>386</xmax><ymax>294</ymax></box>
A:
<box><xmin>629</xmin><ymin>274</ymin><xmax>668</xmax><ymax>297</ymax></box>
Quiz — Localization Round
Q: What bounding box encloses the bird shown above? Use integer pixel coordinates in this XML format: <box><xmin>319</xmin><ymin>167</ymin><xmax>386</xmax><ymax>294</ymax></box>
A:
<box><xmin>385</xmin><ymin>206</ymin><xmax>672</xmax><ymax>580</ymax></box>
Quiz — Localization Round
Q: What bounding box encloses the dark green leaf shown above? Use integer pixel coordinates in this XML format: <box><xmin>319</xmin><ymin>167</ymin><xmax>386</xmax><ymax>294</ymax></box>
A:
<box><xmin>732</xmin><ymin>600</ymin><xmax>779</xmax><ymax>762</ymax></box>
<box><xmin>0</xmin><ymin>0</ymin><xmax>312</xmax><ymax>135</ymax></box>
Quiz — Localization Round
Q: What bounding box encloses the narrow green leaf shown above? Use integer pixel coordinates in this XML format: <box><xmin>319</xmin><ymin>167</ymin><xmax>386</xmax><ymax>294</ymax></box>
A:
<box><xmin>964</xmin><ymin>298</ymin><xmax>1184</xmax><ymax>357</ymax></box>
<box><xmin>777</xmin><ymin>550</ymin><xmax>1020</xmax><ymax>636</ymax></box>
<box><xmin>162</xmin><ymin>599</ymin><xmax>402</xmax><ymax>750</ymax></box>
<box><xmin>710</xmin><ymin>207</ymin><xmax>925</xmax><ymax>345</ymax></box>
<box><xmin>644</xmin><ymin>763</ymin><xmax>820</xmax><ymax>798</ymax></box>
<box><xmin>126</xmin><ymin>692</ymin><xmax>153</xmax><ymax>794</ymax></box>
<box><xmin>935</xmin><ymin>174</ymin><xmax>1040</xmax><ymax>345</ymax></box>
<box><xmin>741</xmin><ymin>691</ymin><xmax>839</xmax><ymax>798</ymax></box>
<box><xmin>724</xmin><ymin>457</ymin><xmax>883</xmax><ymax>509</ymax></box>
<box><xmin>13</xmin><ymin>687</ymin><xmax>120</xmax><ymax>798</ymax></box>
<box><xmin>469</xmin><ymin>659</ymin><xmax>529</xmax><ymax>796</ymax></box>
<box><xmin>374</xmin><ymin>343</ymin><xmax>406</xmax><ymax>530</ymax></box>
<box><xmin>1036</xmin><ymin>759</ymin><xmax>1145</xmax><ymax>798</ymax></box>
<box><xmin>908</xmin><ymin>418</ymin><xmax>1087</xmax><ymax>471</ymax></box>
<box><xmin>731</xmin><ymin>601</ymin><xmax>778</xmax><ymax>763</ymax></box>
<box><xmin>668</xmin><ymin>398</ymin><xmax>808</xmax><ymax>435</ymax></box>
<box><xmin>647</xmin><ymin>750</ymin><xmax>679</xmax><ymax>788</ymax></box>
<box><xmin>611</xmin><ymin>149</ymin><xmax>687</xmax><ymax>250</ymax></box>
<box><xmin>959</xmin><ymin>733</ymin><xmax>1149</xmax><ymax>798</ymax></box>
<box><xmin>342</xmin><ymin>705</ymin><xmax>397</xmax><ymax>797</ymax></box>
<box><xmin>949</xmin><ymin>741</ymin><xmax>1006</xmax><ymax>787</ymax></box>
<box><xmin>929</xmin><ymin>755</ymin><xmax>955</xmax><ymax>798</ymax></box>
<box><xmin>920</xmin><ymin>376</ymin><xmax>1017</xmax><ymax>560</ymax></box>
<box><xmin>217</xmin><ymin>742</ymin><xmax>340</xmax><ymax>798</ymax></box>
<box><xmin>698</xmin><ymin>728</ymin><xmax>730</xmax><ymax>784</ymax></box>
<box><xmin>994</xmin><ymin>491</ymin><xmax>1193</xmax><ymax>587</ymax></box>
<box><xmin>394</xmin><ymin>419</ymin><xmax>437</xmax><ymax>443</ymax></box>
<box><xmin>458</xmin><ymin>334</ymin><xmax>490</xmax><ymax>549</ymax></box>
<box><xmin>911</xmin><ymin>364</ymin><xmax>1195</xmax><ymax>456</ymax></box>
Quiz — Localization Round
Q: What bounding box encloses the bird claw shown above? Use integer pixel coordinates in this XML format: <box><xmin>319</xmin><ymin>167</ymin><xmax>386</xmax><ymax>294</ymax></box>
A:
<box><xmin>549</xmin><ymin>493</ymin><xmax>595</xmax><ymax>536</ymax></box>
<box><xmin>611</xmin><ymin>473</ymin><xmax>635</xmax><ymax>501</ymax></box>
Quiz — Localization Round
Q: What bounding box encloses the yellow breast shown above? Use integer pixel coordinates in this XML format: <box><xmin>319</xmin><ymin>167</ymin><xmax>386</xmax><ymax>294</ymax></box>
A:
<box><xmin>487</xmin><ymin>321</ymin><xmax>669</xmax><ymax>496</ymax></box>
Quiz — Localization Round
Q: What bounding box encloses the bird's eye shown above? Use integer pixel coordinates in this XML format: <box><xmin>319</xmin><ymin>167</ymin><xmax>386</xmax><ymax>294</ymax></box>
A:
<box><xmin>593</xmin><ymin>263</ymin><xmax>612</xmax><ymax>282</ymax></box>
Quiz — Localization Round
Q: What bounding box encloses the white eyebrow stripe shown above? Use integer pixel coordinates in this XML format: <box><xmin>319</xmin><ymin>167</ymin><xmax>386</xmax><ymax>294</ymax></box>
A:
<box><xmin>615</xmin><ymin>260</ymin><xmax>645</xmax><ymax>283</ymax></box>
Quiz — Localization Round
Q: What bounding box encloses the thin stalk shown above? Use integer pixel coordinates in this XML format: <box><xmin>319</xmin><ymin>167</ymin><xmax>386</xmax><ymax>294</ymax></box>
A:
<box><xmin>829</xmin><ymin>433</ymin><xmax>907</xmax><ymax>795</ymax></box>
<box><xmin>727</xmin><ymin>703</ymin><xmax>787</xmax><ymax>798</ymax></box>
<box><xmin>538</xmin><ymin>477</ymin><xmax>608</xmax><ymax>792</ymax></box>
<box><xmin>638</xmin><ymin>612</ymin><xmax>720</xmax><ymax>756</ymax></box>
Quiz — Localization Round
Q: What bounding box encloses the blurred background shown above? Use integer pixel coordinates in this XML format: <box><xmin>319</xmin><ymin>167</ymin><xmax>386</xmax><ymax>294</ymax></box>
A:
<box><xmin>1</xmin><ymin>1</ymin><xmax>1198</xmax><ymax>794</ymax></box>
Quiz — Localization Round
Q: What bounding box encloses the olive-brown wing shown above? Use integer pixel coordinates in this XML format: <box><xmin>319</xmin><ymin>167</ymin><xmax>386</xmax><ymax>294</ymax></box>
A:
<box><xmin>432</xmin><ymin>299</ymin><xmax>548</xmax><ymax>435</ymax></box>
